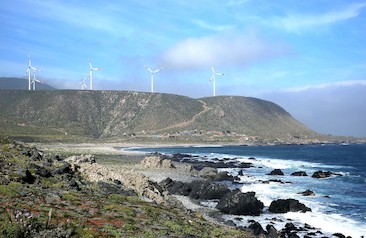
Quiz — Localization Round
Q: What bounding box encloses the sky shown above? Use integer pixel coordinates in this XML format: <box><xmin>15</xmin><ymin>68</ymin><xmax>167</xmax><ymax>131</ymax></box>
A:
<box><xmin>0</xmin><ymin>0</ymin><xmax>365</xmax><ymax>137</ymax></box>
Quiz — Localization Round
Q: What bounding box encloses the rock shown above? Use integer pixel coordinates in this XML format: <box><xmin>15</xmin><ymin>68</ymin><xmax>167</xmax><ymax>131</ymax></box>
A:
<box><xmin>266</xmin><ymin>225</ymin><xmax>279</xmax><ymax>238</ymax></box>
<box><xmin>269</xmin><ymin>199</ymin><xmax>311</xmax><ymax>213</ymax></box>
<box><xmin>29</xmin><ymin>163</ymin><xmax>52</xmax><ymax>178</ymax></box>
<box><xmin>30</xmin><ymin>148</ymin><xmax>42</xmax><ymax>161</ymax></box>
<box><xmin>18</xmin><ymin>169</ymin><xmax>36</xmax><ymax>184</ymax></box>
<box><xmin>267</xmin><ymin>169</ymin><xmax>284</xmax><ymax>175</ymax></box>
<box><xmin>332</xmin><ymin>233</ymin><xmax>346</xmax><ymax>238</ymax></box>
<box><xmin>98</xmin><ymin>181</ymin><xmax>136</xmax><ymax>196</ymax></box>
<box><xmin>65</xmin><ymin>154</ymin><xmax>95</xmax><ymax>164</ymax></box>
<box><xmin>248</xmin><ymin>221</ymin><xmax>266</xmax><ymax>235</ymax></box>
<box><xmin>311</xmin><ymin>170</ymin><xmax>343</xmax><ymax>178</ymax></box>
<box><xmin>298</xmin><ymin>189</ymin><xmax>315</xmax><ymax>196</ymax></box>
<box><xmin>52</xmin><ymin>162</ymin><xmax>73</xmax><ymax>175</ymax></box>
<box><xmin>216</xmin><ymin>189</ymin><xmax>264</xmax><ymax>215</ymax></box>
<box><xmin>159</xmin><ymin>178</ymin><xmax>192</xmax><ymax>196</ymax></box>
<box><xmin>189</xmin><ymin>180</ymin><xmax>229</xmax><ymax>200</ymax></box>
<box><xmin>291</xmin><ymin>171</ymin><xmax>308</xmax><ymax>176</ymax></box>
<box><xmin>140</xmin><ymin>155</ymin><xmax>175</xmax><ymax>169</ymax></box>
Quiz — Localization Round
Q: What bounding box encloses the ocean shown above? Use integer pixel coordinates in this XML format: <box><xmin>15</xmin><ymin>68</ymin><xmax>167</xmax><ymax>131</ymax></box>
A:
<box><xmin>131</xmin><ymin>144</ymin><xmax>366</xmax><ymax>237</ymax></box>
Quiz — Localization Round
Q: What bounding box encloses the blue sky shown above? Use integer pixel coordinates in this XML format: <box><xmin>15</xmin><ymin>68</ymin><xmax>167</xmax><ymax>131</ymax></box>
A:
<box><xmin>1</xmin><ymin>0</ymin><xmax>366</xmax><ymax>137</ymax></box>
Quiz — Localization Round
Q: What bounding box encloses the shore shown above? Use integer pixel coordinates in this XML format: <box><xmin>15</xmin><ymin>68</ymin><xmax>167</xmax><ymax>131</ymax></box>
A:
<box><xmin>34</xmin><ymin>142</ymin><xmax>364</xmax><ymax>237</ymax></box>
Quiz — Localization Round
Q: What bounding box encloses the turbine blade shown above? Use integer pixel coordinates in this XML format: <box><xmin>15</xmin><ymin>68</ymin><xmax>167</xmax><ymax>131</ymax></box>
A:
<box><xmin>211</xmin><ymin>67</ymin><xmax>215</xmax><ymax>73</ymax></box>
<box><xmin>209</xmin><ymin>75</ymin><xmax>214</xmax><ymax>82</ymax></box>
<box><xmin>153</xmin><ymin>69</ymin><xmax>160</xmax><ymax>73</ymax></box>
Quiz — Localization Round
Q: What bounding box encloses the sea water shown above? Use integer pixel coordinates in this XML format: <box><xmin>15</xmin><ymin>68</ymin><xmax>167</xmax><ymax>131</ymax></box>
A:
<box><xmin>130</xmin><ymin>144</ymin><xmax>366</xmax><ymax>237</ymax></box>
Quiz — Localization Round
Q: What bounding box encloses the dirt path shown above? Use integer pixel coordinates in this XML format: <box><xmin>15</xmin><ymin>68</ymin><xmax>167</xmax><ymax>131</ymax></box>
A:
<box><xmin>154</xmin><ymin>100</ymin><xmax>212</xmax><ymax>133</ymax></box>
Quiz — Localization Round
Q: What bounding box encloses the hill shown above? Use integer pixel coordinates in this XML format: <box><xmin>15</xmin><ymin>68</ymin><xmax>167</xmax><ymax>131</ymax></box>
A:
<box><xmin>0</xmin><ymin>90</ymin><xmax>331</xmax><ymax>143</ymax></box>
<box><xmin>0</xmin><ymin>77</ymin><xmax>55</xmax><ymax>90</ymax></box>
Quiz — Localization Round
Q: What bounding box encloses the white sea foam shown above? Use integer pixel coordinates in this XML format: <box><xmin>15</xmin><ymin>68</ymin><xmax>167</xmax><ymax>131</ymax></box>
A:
<box><xmin>284</xmin><ymin>211</ymin><xmax>366</xmax><ymax>237</ymax></box>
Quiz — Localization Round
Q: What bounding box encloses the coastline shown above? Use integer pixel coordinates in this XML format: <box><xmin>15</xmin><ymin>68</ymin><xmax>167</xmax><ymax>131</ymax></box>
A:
<box><xmin>35</xmin><ymin>142</ymin><xmax>366</xmax><ymax>237</ymax></box>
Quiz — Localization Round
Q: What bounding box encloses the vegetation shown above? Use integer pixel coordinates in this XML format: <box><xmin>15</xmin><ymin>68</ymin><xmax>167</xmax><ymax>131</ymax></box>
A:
<box><xmin>0</xmin><ymin>89</ymin><xmax>342</xmax><ymax>145</ymax></box>
<box><xmin>0</xmin><ymin>137</ymin><xmax>252</xmax><ymax>237</ymax></box>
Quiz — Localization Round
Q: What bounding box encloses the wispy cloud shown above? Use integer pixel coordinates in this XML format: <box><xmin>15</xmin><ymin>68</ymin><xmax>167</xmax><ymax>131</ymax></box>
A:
<box><xmin>160</xmin><ymin>31</ymin><xmax>290</xmax><ymax>70</ymax></box>
<box><xmin>283</xmin><ymin>80</ymin><xmax>366</xmax><ymax>92</ymax></box>
<box><xmin>190</xmin><ymin>19</ymin><xmax>234</xmax><ymax>31</ymax></box>
<box><xmin>270</xmin><ymin>2</ymin><xmax>366</xmax><ymax>33</ymax></box>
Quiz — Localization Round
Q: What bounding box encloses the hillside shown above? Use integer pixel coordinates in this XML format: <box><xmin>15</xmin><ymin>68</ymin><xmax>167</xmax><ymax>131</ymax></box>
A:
<box><xmin>0</xmin><ymin>77</ymin><xmax>55</xmax><ymax>90</ymax></box>
<box><xmin>0</xmin><ymin>90</ymin><xmax>325</xmax><ymax>143</ymax></box>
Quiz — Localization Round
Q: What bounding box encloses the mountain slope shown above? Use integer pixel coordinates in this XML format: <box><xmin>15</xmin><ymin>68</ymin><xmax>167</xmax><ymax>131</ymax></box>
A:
<box><xmin>0</xmin><ymin>77</ymin><xmax>55</xmax><ymax>90</ymax></box>
<box><xmin>0</xmin><ymin>90</ymin><xmax>319</xmax><ymax>142</ymax></box>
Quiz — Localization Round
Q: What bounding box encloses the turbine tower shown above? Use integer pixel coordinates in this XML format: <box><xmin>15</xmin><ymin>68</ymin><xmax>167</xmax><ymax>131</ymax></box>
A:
<box><xmin>26</xmin><ymin>56</ymin><xmax>38</xmax><ymax>90</ymax></box>
<box><xmin>209</xmin><ymin>67</ymin><xmax>224</xmax><ymax>97</ymax></box>
<box><xmin>144</xmin><ymin>65</ymin><xmax>162</xmax><ymax>93</ymax></box>
<box><xmin>79</xmin><ymin>76</ymin><xmax>88</xmax><ymax>90</ymax></box>
<box><xmin>88</xmin><ymin>60</ymin><xmax>102</xmax><ymax>90</ymax></box>
<box><xmin>31</xmin><ymin>71</ymin><xmax>41</xmax><ymax>90</ymax></box>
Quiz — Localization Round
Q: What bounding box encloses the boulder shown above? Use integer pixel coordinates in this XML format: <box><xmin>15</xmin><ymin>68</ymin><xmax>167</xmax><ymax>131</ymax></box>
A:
<box><xmin>29</xmin><ymin>163</ymin><xmax>52</xmax><ymax>178</ymax></box>
<box><xmin>298</xmin><ymin>189</ymin><xmax>315</xmax><ymax>196</ymax></box>
<box><xmin>269</xmin><ymin>199</ymin><xmax>311</xmax><ymax>213</ymax></box>
<box><xmin>159</xmin><ymin>178</ymin><xmax>191</xmax><ymax>196</ymax></box>
<box><xmin>311</xmin><ymin>171</ymin><xmax>343</xmax><ymax>178</ymax></box>
<box><xmin>248</xmin><ymin>221</ymin><xmax>266</xmax><ymax>235</ymax></box>
<box><xmin>18</xmin><ymin>169</ymin><xmax>36</xmax><ymax>184</ymax></box>
<box><xmin>267</xmin><ymin>169</ymin><xmax>284</xmax><ymax>176</ymax></box>
<box><xmin>216</xmin><ymin>189</ymin><xmax>264</xmax><ymax>215</ymax></box>
<box><xmin>140</xmin><ymin>155</ymin><xmax>175</xmax><ymax>169</ymax></box>
<box><xmin>291</xmin><ymin>171</ymin><xmax>308</xmax><ymax>176</ymax></box>
<box><xmin>266</xmin><ymin>225</ymin><xmax>279</xmax><ymax>238</ymax></box>
<box><xmin>52</xmin><ymin>162</ymin><xmax>73</xmax><ymax>175</ymax></box>
<box><xmin>189</xmin><ymin>180</ymin><xmax>229</xmax><ymax>200</ymax></box>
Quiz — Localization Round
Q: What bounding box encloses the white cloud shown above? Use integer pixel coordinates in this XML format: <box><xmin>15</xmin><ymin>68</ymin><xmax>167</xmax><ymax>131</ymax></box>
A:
<box><xmin>190</xmin><ymin>19</ymin><xmax>234</xmax><ymax>31</ymax></box>
<box><xmin>270</xmin><ymin>3</ymin><xmax>366</xmax><ymax>33</ymax></box>
<box><xmin>283</xmin><ymin>80</ymin><xmax>366</xmax><ymax>92</ymax></box>
<box><xmin>160</xmin><ymin>32</ymin><xmax>290</xmax><ymax>70</ymax></box>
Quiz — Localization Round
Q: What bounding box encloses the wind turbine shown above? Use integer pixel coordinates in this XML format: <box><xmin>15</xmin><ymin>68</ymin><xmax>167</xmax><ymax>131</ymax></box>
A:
<box><xmin>26</xmin><ymin>56</ymin><xmax>38</xmax><ymax>90</ymax></box>
<box><xmin>31</xmin><ymin>71</ymin><xmax>41</xmax><ymax>90</ymax></box>
<box><xmin>144</xmin><ymin>65</ymin><xmax>163</xmax><ymax>93</ymax></box>
<box><xmin>88</xmin><ymin>60</ymin><xmax>102</xmax><ymax>90</ymax></box>
<box><xmin>79</xmin><ymin>76</ymin><xmax>88</xmax><ymax>90</ymax></box>
<box><xmin>209</xmin><ymin>67</ymin><xmax>224</xmax><ymax>97</ymax></box>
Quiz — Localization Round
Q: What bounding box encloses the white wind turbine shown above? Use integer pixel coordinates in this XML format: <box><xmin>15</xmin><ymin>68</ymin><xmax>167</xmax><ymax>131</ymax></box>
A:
<box><xmin>209</xmin><ymin>67</ymin><xmax>224</xmax><ymax>97</ymax></box>
<box><xmin>79</xmin><ymin>76</ymin><xmax>88</xmax><ymax>90</ymax></box>
<box><xmin>88</xmin><ymin>60</ymin><xmax>102</xmax><ymax>90</ymax></box>
<box><xmin>31</xmin><ymin>71</ymin><xmax>41</xmax><ymax>90</ymax></box>
<box><xmin>144</xmin><ymin>65</ymin><xmax>163</xmax><ymax>93</ymax></box>
<box><xmin>26</xmin><ymin>56</ymin><xmax>38</xmax><ymax>90</ymax></box>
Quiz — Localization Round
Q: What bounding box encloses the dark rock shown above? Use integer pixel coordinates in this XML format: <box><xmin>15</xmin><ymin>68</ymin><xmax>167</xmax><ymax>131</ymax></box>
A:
<box><xmin>29</xmin><ymin>163</ymin><xmax>52</xmax><ymax>178</ymax></box>
<box><xmin>216</xmin><ymin>189</ymin><xmax>264</xmax><ymax>215</ymax></box>
<box><xmin>291</xmin><ymin>171</ymin><xmax>308</xmax><ymax>176</ymax></box>
<box><xmin>266</xmin><ymin>224</ymin><xmax>279</xmax><ymax>238</ymax></box>
<box><xmin>189</xmin><ymin>180</ymin><xmax>229</xmax><ymax>200</ymax></box>
<box><xmin>298</xmin><ymin>189</ymin><xmax>315</xmax><ymax>196</ymax></box>
<box><xmin>267</xmin><ymin>169</ymin><xmax>284</xmax><ymax>176</ymax></box>
<box><xmin>269</xmin><ymin>199</ymin><xmax>311</xmax><ymax>213</ymax></box>
<box><xmin>30</xmin><ymin>148</ymin><xmax>42</xmax><ymax>161</ymax></box>
<box><xmin>98</xmin><ymin>181</ymin><xmax>136</xmax><ymax>196</ymax></box>
<box><xmin>171</xmin><ymin>153</ymin><xmax>192</xmax><ymax>160</ymax></box>
<box><xmin>288</xmin><ymin>232</ymin><xmax>300</xmax><ymax>238</ymax></box>
<box><xmin>52</xmin><ymin>162</ymin><xmax>73</xmax><ymax>175</ymax></box>
<box><xmin>311</xmin><ymin>171</ymin><xmax>343</xmax><ymax>178</ymax></box>
<box><xmin>248</xmin><ymin>221</ymin><xmax>266</xmax><ymax>235</ymax></box>
<box><xmin>238</xmin><ymin>170</ymin><xmax>244</xmax><ymax>176</ymax></box>
<box><xmin>18</xmin><ymin>169</ymin><xmax>36</xmax><ymax>184</ymax></box>
<box><xmin>333</xmin><ymin>233</ymin><xmax>346</xmax><ymax>238</ymax></box>
<box><xmin>159</xmin><ymin>178</ymin><xmax>192</xmax><ymax>196</ymax></box>
<box><xmin>114</xmin><ymin>179</ymin><xmax>122</xmax><ymax>185</ymax></box>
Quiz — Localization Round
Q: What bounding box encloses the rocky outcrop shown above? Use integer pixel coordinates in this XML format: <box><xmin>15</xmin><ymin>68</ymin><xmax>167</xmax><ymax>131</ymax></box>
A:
<box><xmin>65</xmin><ymin>154</ymin><xmax>174</xmax><ymax>205</ymax></box>
<box><xmin>269</xmin><ymin>199</ymin><xmax>311</xmax><ymax>213</ymax></box>
<box><xmin>267</xmin><ymin>169</ymin><xmax>284</xmax><ymax>175</ymax></box>
<box><xmin>141</xmin><ymin>154</ymin><xmax>175</xmax><ymax>169</ymax></box>
<box><xmin>311</xmin><ymin>171</ymin><xmax>343</xmax><ymax>178</ymax></box>
<box><xmin>298</xmin><ymin>189</ymin><xmax>315</xmax><ymax>196</ymax></box>
<box><xmin>159</xmin><ymin>178</ymin><xmax>230</xmax><ymax>200</ymax></box>
<box><xmin>291</xmin><ymin>171</ymin><xmax>308</xmax><ymax>176</ymax></box>
<box><xmin>216</xmin><ymin>189</ymin><xmax>264</xmax><ymax>216</ymax></box>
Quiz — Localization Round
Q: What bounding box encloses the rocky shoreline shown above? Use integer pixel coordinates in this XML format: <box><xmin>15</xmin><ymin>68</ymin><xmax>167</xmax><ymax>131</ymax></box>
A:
<box><xmin>133</xmin><ymin>152</ymin><xmax>353</xmax><ymax>238</ymax></box>
<box><xmin>0</xmin><ymin>138</ymin><xmax>252</xmax><ymax>237</ymax></box>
